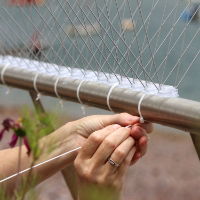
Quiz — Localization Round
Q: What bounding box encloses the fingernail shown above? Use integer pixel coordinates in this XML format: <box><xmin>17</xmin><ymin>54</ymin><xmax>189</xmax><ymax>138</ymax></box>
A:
<box><xmin>125</xmin><ymin>125</ymin><xmax>132</xmax><ymax>129</ymax></box>
<box><xmin>112</xmin><ymin>124</ymin><xmax>121</xmax><ymax>129</ymax></box>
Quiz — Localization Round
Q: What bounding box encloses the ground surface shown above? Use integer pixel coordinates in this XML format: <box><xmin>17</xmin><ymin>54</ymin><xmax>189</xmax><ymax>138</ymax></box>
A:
<box><xmin>0</xmin><ymin>106</ymin><xmax>200</xmax><ymax>200</ymax></box>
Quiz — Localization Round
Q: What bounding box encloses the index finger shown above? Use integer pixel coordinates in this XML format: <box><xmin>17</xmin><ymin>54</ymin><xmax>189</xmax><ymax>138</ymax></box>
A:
<box><xmin>78</xmin><ymin>124</ymin><xmax>121</xmax><ymax>159</ymax></box>
<box><xmin>92</xmin><ymin>127</ymin><xmax>131</xmax><ymax>165</ymax></box>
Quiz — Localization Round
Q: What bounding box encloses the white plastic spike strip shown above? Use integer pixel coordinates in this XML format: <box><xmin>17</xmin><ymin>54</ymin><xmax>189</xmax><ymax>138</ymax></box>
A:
<box><xmin>0</xmin><ymin>55</ymin><xmax>179</xmax><ymax>98</ymax></box>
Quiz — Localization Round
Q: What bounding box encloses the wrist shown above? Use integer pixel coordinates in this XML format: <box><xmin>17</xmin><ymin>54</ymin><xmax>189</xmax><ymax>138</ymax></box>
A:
<box><xmin>38</xmin><ymin>122</ymin><xmax>80</xmax><ymax>166</ymax></box>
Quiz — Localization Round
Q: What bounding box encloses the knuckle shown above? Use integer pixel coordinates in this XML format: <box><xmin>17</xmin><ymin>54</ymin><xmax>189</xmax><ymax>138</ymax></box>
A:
<box><xmin>104</xmin><ymin>138</ymin><xmax>116</xmax><ymax>149</ymax></box>
<box><xmin>79</xmin><ymin>168</ymin><xmax>92</xmax><ymax>180</ymax></box>
<box><xmin>74</xmin><ymin>159</ymin><xmax>93</xmax><ymax>180</ymax></box>
<box><xmin>81</xmin><ymin>170</ymin><xmax>91</xmax><ymax>180</ymax></box>
<box><xmin>115</xmin><ymin>149</ymin><xmax>126</xmax><ymax>159</ymax></box>
<box><xmin>90</xmin><ymin>132</ymin><xmax>103</xmax><ymax>143</ymax></box>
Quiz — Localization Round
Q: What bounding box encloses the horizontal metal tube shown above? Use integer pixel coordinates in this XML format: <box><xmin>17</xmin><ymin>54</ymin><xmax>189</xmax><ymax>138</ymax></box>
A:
<box><xmin>1</xmin><ymin>65</ymin><xmax>200</xmax><ymax>135</ymax></box>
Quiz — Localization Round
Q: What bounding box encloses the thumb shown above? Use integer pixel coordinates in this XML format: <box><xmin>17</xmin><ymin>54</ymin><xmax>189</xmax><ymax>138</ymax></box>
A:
<box><xmin>80</xmin><ymin>113</ymin><xmax>139</xmax><ymax>135</ymax></box>
<box><xmin>97</xmin><ymin>113</ymin><xmax>139</xmax><ymax>127</ymax></box>
<box><xmin>76</xmin><ymin>113</ymin><xmax>139</xmax><ymax>139</ymax></box>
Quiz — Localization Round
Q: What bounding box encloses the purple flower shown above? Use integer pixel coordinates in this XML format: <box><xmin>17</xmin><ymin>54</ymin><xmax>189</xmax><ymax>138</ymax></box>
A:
<box><xmin>0</xmin><ymin>118</ymin><xmax>15</xmax><ymax>140</ymax></box>
<box><xmin>9</xmin><ymin>128</ymin><xmax>31</xmax><ymax>155</ymax></box>
<box><xmin>0</xmin><ymin>118</ymin><xmax>31</xmax><ymax>155</ymax></box>
<box><xmin>9</xmin><ymin>133</ymin><xmax>18</xmax><ymax>147</ymax></box>
<box><xmin>23</xmin><ymin>136</ymin><xmax>31</xmax><ymax>155</ymax></box>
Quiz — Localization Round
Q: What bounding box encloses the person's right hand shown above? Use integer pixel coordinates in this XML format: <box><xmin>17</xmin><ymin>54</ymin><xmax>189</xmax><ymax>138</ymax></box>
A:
<box><xmin>74</xmin><ymin>124</ymin><xmax>136</xmax><ymax>200</ymax></box>
<box><xmin>47</xmin><ymin>113</ymin><xmax>152</xmax><ymax>164</ymax></box>
<box><xmin>69</xmin><ymin>113</ymin><xmax>153</xmax><ymax>162</ymax></box>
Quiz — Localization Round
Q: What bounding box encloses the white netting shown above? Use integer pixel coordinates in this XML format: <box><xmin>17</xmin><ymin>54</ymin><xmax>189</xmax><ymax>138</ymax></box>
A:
<box><xmin>0</xmin><ymin>0</ymin><xmax>199</xmax><ymax>97</ymax></box>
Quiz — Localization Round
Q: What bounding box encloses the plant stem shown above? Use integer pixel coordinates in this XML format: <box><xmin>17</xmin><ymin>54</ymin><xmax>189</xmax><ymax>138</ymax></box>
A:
<box><xmin>17</xmin><ymin>138</ymin><xmax>22</xmax><ymax>181</ymax></box>
<box><xmin>20</xmin><ymin>161</ymin><xmax>35</xmax><ymax>200</ymax></box>
<box><xmin>14</xmin><ymin>138</ymin><xmax>22</xmax><ymax>198</ymax></box>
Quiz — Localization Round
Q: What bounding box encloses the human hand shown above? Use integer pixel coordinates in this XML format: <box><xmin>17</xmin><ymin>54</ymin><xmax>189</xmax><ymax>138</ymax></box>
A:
<box><xmin>130</xmin><ymin>121</ymin><xmax>153</xmax><ymax>164</ymax></box>
<box><xmin>74</xmin><ymin>125</ymin><xmax>136</xmax><ymax>200</ymax></box>
<box><xmin>69</xmin><ymin>113</ymin><xmax>153</xmax><ymax>161</ymax></box>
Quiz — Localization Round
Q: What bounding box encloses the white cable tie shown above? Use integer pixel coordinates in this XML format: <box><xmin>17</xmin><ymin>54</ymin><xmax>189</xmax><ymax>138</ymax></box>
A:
<box><xmin>0</xmin><ymin>64</ymin><xmax>10</xmax><ymax>95</ymax></box>
<box><xmin>59</xmin><ymin>99</ymin><xmax>64</xmax><ymax>108</ymax></box>
<box><xmin>5</xmin><ymin>89</ymin><xmax>10</xmax><ymax>95</ymax></box>
<box><xmin>35</xmin><ymin>93</ymin><xmax>41</xmax><ymax>101</ymax></box>
<box><xmin>0</xmin><ymin>146</ymin><xmax>81</xmax><ymax>183</ymax></box>
<box><xmin>76</xmin><ymin>80</ymin><xmax>85</xmax><ymax>105</ymax></box>
<box><xmin>76</xmin><ymin>80</ymin><xmax>86</xmax><ymax>115</ymax></box>
<box><xmin>33</xmin><ymin>73</ymin><xmax>41</xmax><ymax>101</ymax></box>
<box><xmin>80</xmin><ymin>105</ymin><xmax>86</xmax><ymax>116</ymax></box>
<box><xmin>0</xmin><ymin>64</ymin><xmax>8</xmax><ymax>85</ymax></box>
<box><xmin>107</xmin><ymin>83</ymin><xmax>119</xmax><ymax>112</ymax></box>
<box><xmin>54</xmin><ymin>76</ymin><xmax>63</xmax><ymax>108</ymax></box>
<box><xmin>138</xmin><ymin>94</ymin><xmax>146</xmax><ymax>124</ymax></box>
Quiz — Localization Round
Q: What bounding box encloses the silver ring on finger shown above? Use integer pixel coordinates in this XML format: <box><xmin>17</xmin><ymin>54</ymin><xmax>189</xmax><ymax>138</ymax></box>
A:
<box><xmin>108</xmin><ymin>158</ymin><xmax>120</xmax><ymax>168</ymax></box>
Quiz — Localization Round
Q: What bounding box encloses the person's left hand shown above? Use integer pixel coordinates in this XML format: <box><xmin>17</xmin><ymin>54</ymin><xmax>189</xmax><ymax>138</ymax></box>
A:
<box><xmin>74</xmin><ymin>124</ymin><xmax>136</xmax><ymax>200</ymax></box>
